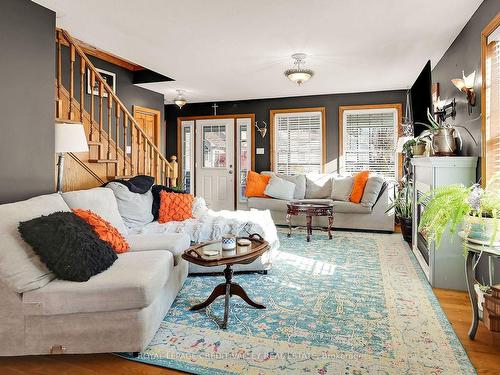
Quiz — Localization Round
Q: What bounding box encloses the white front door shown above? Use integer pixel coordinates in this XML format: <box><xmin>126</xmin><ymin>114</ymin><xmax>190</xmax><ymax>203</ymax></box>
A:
<box><xmin>195</xmin><ymin>118</ymin><xmax>235</xmax><ymax>210</ymax></box>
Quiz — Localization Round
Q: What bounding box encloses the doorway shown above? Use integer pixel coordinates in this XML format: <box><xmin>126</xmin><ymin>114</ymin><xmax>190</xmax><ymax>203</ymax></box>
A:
<box><xmin>133</xmin><ymin>105</ymin><xmax>161</xmax><ymax>148</ymax></box>
<box><xmin>178</xmin><ymin>115</ymin><xmax>254</xmax><ymax>211</ymax></box>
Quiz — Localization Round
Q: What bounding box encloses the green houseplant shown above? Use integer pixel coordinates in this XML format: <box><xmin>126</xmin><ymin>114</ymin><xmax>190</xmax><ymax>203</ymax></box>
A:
<box><xmin>418</xmin><ymin>177</ymin><xmax>500</xmax><ymax>249</ymax></box>
<box><xmin>387</xmin><ymin>178</ymin><xmax>413</xmax><ymax>244</ymax></box>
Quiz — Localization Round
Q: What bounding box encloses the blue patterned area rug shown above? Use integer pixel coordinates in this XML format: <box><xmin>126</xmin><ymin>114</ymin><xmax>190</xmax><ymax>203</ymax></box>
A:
<box><xmin>119</xmin><ymin>231</ymin><xmax>475</xmax><ymax>374</ymax></box>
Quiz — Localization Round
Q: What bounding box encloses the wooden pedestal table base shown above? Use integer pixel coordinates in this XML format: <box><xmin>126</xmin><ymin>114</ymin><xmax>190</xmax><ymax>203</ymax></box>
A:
<box><xmin>182</xmin><ymin>234</ymin><xmax>270</xmax><ymax>329</ymax></box>
<box><xmin>190</xmin><ymin>264</ymin><xmax>265</xmax><ymax>329</ymax></box>
<box><xmin>286</xmin><ymin>201</ymin><xmax>334</xmax><ymax>242</ymax></box>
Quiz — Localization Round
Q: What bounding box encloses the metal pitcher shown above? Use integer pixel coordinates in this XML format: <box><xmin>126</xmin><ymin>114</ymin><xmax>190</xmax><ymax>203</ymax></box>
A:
<box><xmin>431</xmin><ymin>128</ymin><xmax>462</xmax><ymax>156</ymax></box>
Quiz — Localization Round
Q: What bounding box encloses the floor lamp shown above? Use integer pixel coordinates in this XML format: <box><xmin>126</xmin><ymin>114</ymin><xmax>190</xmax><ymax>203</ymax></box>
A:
<box><xmin>55</xmin><ymin>123</ymin><xmax>89</xmax><ymax>193</ymax></box>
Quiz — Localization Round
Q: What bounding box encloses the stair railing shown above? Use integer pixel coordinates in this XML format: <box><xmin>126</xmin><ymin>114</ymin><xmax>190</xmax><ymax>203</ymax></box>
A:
<box><xmin>55</xmin><ymin>29</ymin><xmax>178</xmax><ymax>186</ymax></box>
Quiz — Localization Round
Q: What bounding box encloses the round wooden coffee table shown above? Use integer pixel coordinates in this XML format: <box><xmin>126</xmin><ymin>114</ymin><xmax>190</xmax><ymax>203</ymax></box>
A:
<box><xmin>286</xmin><ymin>201</ymin><xmax>334</xmax><ymax>242</ymax></box>
<box><xmin>181</xmin><ymin>233</ymin><xmax>269</xmax><ymax>329</ymax></box>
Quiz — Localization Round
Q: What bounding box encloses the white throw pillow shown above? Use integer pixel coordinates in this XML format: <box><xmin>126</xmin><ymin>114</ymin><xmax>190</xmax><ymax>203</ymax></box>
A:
<box><xmin>261</xmin><ymin>172</ymin><xmax>306</xmax><ymax>199</ymax></box>
<box><xmin>62</xmin><ymin>187</ymin><xmax>128</xmax><ymax>235</ymax></box>
<box><xmin>106</xmin><ymin>182</ymin><xmax>154</xmax><ymax>229</ymax></box>
<box><xmin>305</xmin><ymin>174</ymin><xmax>333</xmax><ymax>199</ymax></box>
<box><xmin>264</xmin><ymin>176</ymin><xmax>296</xmax><ymax>201</ymax></box>
<box><xmin>0</xmin><ymin>193</ymin><xmax>70</xmax><ymax>293</ymax></box>
<box><xmin>331</xmin><ymin>175</ymin><xmax>354</xmax><ymax>201</ymax></box>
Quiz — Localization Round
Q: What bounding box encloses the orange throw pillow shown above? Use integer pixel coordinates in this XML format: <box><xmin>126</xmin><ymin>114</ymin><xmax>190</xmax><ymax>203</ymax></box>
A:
<box><xmin>158</xmin><ymin>191</ymin><xmax>194</xmax><ymax>223</ymax></box>
<box><xmin>245</xmin><ymin>171</ymin><xmax>270</xmax><ymax>198</ymax></box>
<box><xmin>72</xmin><ymin>209</ymin><xmax>129</xmax><ymax>254</ymax></box>
<box><xmin>350</xmin><ymin>170</ymin><xmax>370</xmax><ymax>203</ymax></box>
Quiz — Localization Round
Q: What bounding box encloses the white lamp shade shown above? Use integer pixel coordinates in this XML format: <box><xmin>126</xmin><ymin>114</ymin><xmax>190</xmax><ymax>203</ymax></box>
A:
<box><xmin>55</xmin><ymin>123</ymin><xmax>89</xmax><ymax>153</ymax></box>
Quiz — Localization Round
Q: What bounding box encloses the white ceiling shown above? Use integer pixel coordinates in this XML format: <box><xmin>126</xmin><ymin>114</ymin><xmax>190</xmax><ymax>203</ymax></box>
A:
<box><xmin>34</xmin><ymin>0</ymin><xmax>483</xmax><ymax>103</ymax></box>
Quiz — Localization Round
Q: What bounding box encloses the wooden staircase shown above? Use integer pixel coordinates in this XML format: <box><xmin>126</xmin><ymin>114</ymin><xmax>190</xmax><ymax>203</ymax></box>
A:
<box><xmin>55</xmin><ymin>29</ymin><xmax>177</xmax><ymax>191</ymax></box>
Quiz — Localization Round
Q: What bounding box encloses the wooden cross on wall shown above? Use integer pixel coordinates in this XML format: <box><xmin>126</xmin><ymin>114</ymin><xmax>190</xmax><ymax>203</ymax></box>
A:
<box><xmin>212</xmin><ymin>103</ymin><xmax>218</xmax><ymax>116</ymax></box>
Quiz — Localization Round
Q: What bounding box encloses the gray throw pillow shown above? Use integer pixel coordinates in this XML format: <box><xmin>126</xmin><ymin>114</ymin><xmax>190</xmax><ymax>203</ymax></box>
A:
<box><xmin>331</xmin><ymin>175</ymin><xmax>354</xmax><ymax>201</ymax></box>
<box><xmin>264</xmin><ymin>175</ymin><xmax>296</xmax><ymax>201</ymax></box>
<box><xmin>261</xmin><ymin>172</ymin><xmax>306</xmax><ymax>199</ymax></box>
<box><xmin>306</xmin><ymin>174</ymin><xmax>333</xmax><ymax>199</ymax></box>
<box><xmin>361</xmin><ymin>176</ymin><xmax>385</xmax><ymax>208</ymax></box>
<box><xmin>106</xmin><ymin>182</ymin><xmax>154</xmax><ymax>229</ymax></box>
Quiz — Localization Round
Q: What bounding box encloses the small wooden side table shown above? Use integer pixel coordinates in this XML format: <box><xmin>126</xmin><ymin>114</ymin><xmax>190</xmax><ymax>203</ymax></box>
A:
<box><xmin>182</xmin><ymin>234</ymin><xmax>269</xmax><ymax>329</ymax></box>
<box><xmin>460</xmin><ymin>232</ymin><xmax>500</xmax><ymax>339</ymax></box>
<box><xmin>286</xmin><ymin>201</ymin><xmax>334</xmax><ymax>242</ymax></box>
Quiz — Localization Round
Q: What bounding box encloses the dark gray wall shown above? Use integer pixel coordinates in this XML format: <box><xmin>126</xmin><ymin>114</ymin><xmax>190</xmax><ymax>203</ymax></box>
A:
<box><xmin>432</xmin><ymin>0</ymin><xmax>500</xmax><ymax>282</ymax></box>
<box><xmin>0</xmin><ymin>0</ymin><xmax>55</xmax><ymax>204</ymax></box>
<box><xmin>166</xmin><ymin>90</ymin><xmax>406</xmax><ymax>172</ymax></box>
<box><xmin>60</xmin><ymin>49</ymin><xmax>166</xmax><ymax>153</ymax></box>
<box><xmin>432</xmin><ymin>0</ymin><xmax>500</xmax><ymax>166</ymax></box>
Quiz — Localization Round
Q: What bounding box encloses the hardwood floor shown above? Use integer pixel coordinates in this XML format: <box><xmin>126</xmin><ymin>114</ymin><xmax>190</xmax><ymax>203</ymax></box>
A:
<box><xmin>1</xmin><ymin>292</ymin><xmax>499</xmax><ymax>374</ymax></box>
<box><xmin>433</xmin><ymin>288</ymin><xmax>500</xmax><ymax>375</ymax></box>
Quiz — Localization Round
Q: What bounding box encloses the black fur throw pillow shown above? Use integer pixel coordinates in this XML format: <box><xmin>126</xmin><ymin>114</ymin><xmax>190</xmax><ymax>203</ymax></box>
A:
<box><xmin>151</xmin><ymin>185</ymin><xmax>187</xmax><ymax>220</ymax></box>
<box><xmin>18</xmin><ymin>212</ymin><xmax>117</xmax><ymax>282</ymax></box>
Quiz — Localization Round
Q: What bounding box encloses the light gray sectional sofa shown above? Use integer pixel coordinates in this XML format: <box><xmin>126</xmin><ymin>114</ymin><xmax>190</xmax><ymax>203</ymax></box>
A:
<box><xmin>0</xmin><ymin>188</ymin><xmax>190</xmax><ymax>356</ymax></box>
<box><xmin>248</xmin><ymin>172</ymin><xmax>395</xmax><ymax>232</ymax></box>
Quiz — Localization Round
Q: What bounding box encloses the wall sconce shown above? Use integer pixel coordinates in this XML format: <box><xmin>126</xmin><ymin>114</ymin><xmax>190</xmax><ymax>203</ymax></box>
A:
<box><xmin>254</xmin><ymin>121</ymin><xmax>267</xmax><ymax>138</ymax></box>
<box><xmin>451</xmin><ymin>71</ymin><xmax>476</xmax><ymax>114</ymax></box>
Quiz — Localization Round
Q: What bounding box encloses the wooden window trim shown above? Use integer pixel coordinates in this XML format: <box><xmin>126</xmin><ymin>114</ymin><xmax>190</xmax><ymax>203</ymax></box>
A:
<box><xmin>269</xmin><ymin>107</ymin><xmax>327</xmax><ymax>173</ymax></box>
<box><xmin>481</xmin><ymin>12</ymin><xmax>500</xmax><ymax>186</ymax></box>
<box><xmin>338</xmin><ymin>103</ymin><xmax>402</xmax><ymax>177</ymax></box>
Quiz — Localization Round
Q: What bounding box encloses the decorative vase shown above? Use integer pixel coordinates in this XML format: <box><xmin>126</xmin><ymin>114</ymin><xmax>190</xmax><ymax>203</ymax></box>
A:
<box><xmin>399</xmin><ymin>217</ymin><xmax>413</xmax><ymax>244</ymax></box>
<box><xmin>431</xmin><ymin>128</ymin><xmax>460</xmax><ymax>156</ymax></box>
<box><xmin>464</xmin><ymin>215</ymin><xmax>500</xmax><ymax>244</ymax></box>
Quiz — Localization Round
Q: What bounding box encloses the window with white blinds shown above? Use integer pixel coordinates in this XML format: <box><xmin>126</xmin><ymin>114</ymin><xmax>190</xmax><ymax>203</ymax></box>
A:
<box><xmin>272</xmin><ymin>110</ymin><xmax>324</xmax><ymax>175</ymax></box>
<box><xmin>341</xmin><ymin>108</ymin><xmax>397</xmax><ymax>178</ymax></box>
<box><xmin>484</xmin><ymin>23</ymin><xmax>500</xmax><ymax>182</ymax></box>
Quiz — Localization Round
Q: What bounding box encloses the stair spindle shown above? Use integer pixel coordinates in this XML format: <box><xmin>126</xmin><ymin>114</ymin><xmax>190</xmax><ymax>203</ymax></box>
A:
<box><xmin>136</xmin><ymin>131</ymin><xmax>140</xmax><ymax>174</ymax></box>
<box><xmin>130</xmin><ymin>121</ymin><xmax>135</xmax><ymax>175</ymax></box>
<box><xmin>68</xmin><ymin>44</ymin><xmax>76</xmax><ymax>120</ymax></box>
<box><xmin>123</xmin><ymin>116</ymin><xmax>128</xmax><ymax>176</ymax></box>
<box><xmin>79</xmin><ymin>57</ymin><xmax>85</xmax><ymax>123</ymax></box>
<box><xmin>150</xmin><ymin>144</ymin><xmax>154</xmax><ymax>181</ymax></box>
<box><xmin>107</xmin><ymin>95</ymin><xmax>112</xmax><ymax>159</ymax></box>
<box><xmin>144</xmin><ymin>137</ymin><xmax>148</xmax><ymax>176</ymax></box>
<box><xmin>115</xmin><ymin>105</ymin><xmax>120</xmax><ymax>175</ymax></box>
<box><xmin>99</xmin><ymin>81</ymin><xmax>104</xmax><ymax>147</ymax></box>
<box><xmin>89</xmin><ymin>71</ymin><xmax>95</xmax><ymax>140</ymax></box>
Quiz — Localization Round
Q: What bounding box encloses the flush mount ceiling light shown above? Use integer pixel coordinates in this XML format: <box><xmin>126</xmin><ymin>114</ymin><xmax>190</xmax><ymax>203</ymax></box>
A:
<box><xmin>284</xmin><ymin>53</ymin><xmax>314</xmax><ymax>85</ymax></box>
<box><xmin>174</xmin><ymin>89</ymin><xmax>187</xmax><ymax>109</ymax></box>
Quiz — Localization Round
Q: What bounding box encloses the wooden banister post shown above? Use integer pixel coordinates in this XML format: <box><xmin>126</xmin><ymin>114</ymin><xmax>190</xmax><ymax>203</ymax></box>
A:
<box><xmin>169</xmin><ymin>155</ymin><xmax>178</xmax><ymax>187</ymax></box>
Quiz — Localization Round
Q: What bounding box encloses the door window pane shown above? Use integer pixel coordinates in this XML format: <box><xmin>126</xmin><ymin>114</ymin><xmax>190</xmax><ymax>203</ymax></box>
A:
<box><xmin>203</xmin><ymin>125</ymin><xmax>227</xmax><ymax>168</ymax></box>
<box><xmin>239</xmin><ymin>125</ymin><xmax>249</xmax><ymax>200</ymax></box>
<box><xmin>182</xmin><ymin>126</ymin><xmax>191</xmax><ymax>193</ymax></box>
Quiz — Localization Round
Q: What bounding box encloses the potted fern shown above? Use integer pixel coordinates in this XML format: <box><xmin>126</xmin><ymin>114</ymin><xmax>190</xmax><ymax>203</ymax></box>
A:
<box><xmin>418</xmin><ymin>177</ymin><xmax>500</xmax><ymax>249</ymax></box>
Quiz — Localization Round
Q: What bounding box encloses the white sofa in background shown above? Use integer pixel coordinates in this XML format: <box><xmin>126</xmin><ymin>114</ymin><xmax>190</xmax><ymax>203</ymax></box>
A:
<box><xmin>0</xmin><ymin>189</ymin><xmax>190</xmax><ymax>356</ymax></box>
<box><xmin>248</xmin><ymin>172</ymin><xmax>395</xmax><ymax>232</ymax></box>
